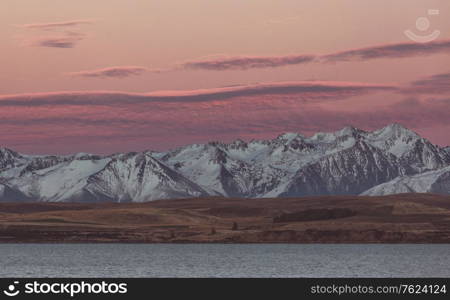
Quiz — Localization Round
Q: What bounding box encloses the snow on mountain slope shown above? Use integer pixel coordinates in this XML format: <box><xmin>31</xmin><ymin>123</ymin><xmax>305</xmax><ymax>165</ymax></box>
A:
<box><xmin>366</xmin><ymin>124</ymin><xmax>450</xmax><ymax>171</ymax></box>
<box><xmin>0</xmin><ymin>148</ymin><xmax>27</xmax><ymax>172</ymax></box>
<box><xmin>85</xmin><ymin>152</ymin><xmax>209</xmax><ymax>202</ymax></box>
<box><xmin>0</xmin><ymin>183</ymin><xmax>6</xmax><ymax>199</ymax></box>
<box><xmin>160</xmin><ymin>143</ymin><xmax>260</xmax><ymax>197</ymax></box>
<box><xmin>0</xmin><ymin>124</ymin><xmax>449</xmax><ymax>202</ymax></box>
<box><xmin>398</xmin><ymin>138</ymin><xmax>450</xmax><ymax>172</ymax></box>
<box><xmin>362</xmin><ymin>166</ymin><xmax>450</xmax><ymax>196</ymax></box>
<box><xmin>279</xmin><ymin>140</ymin><xmax>402</xmax><ymax>197</ymax></box>
<box><xmin>365</xmin><ymin>123</ymin><xmax>420</xmax><ymax>157</ymax></box>
<box><xmin>160</xmin><ymin>126</ymin><xmax>371</xmax><ymax>198</ymax></box>
<box><xmin>7</xmin><ymin>157</ymin><xmax>111</xmax><ymax>202</ymax></box>
<box><xmin>18</xmin><ymin>156</ymin><xmax>71</xmax><ymax>177</ymax></box>
<box><xmin>159</xmin><ymin>124</ymin><xmax>449</xmax><ymax>198</ymax></box>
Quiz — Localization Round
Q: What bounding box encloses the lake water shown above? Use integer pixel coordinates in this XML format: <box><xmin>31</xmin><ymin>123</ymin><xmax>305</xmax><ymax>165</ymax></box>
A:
<box><xmin>0</xmin><ymin>244</ymin><xmax>449</xmax><ymax>277</ymax></box>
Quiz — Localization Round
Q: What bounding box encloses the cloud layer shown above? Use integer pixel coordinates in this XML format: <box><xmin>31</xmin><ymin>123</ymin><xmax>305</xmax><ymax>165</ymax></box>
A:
<box><xmin>323</xmin><ymin>39</ymin><xmax>450</xmax><ymax>62</ymax></box>
<box><xmin>0</xmin><ymin>81</ymin><xmax>396</xmax><ymax>107</ymax></box>
<box><xmin>21</xmin><ymin>20</ymin><xmax>93</xmax><ymax>30</ymax></box>
<box><xmin>404</xmin><ymin>72</ymin><xmax>450</xmax><ymax>95</ymax></box>
<box><xmin>2</xmin><ymin>72</ymin><xmax>448</xmax><ymax>154</ymax></box>
<box><xmin>181</xmin><ymin>55</ymin><xmax>316</xmax><ymax>71</ymax></box>
<box><xmin>68</xmin><ymin>66</ymin><xmax>148</xmax><ymax>78</ymax></box>
<box><xmin>1</xmin><ymin>94</ymin><xmax>449</xmax><ymax>154</ymax></box>
<box><xmin>27</xmin><ymin>32</ymin><xmax>85</xmax><ymax>48</ymax></box>
<box><xmin>19</xmin><ymin>19</ymin><xmax>92</xmax><ymax>48</ymax></box>
<box><xmin>177</xmin><ymin>39</ymin><xmax>450</xmax><ymax>71</ymax></box>
<box><xmin>4</xmin><ymin>78</ymin><xmax>446</xmax><ymax>154</ymax></box>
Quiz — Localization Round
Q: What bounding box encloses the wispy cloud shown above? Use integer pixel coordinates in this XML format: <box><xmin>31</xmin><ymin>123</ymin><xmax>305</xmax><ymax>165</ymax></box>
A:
<box><xmin>403</xmin><ymin>72</ymin><xmax>450</xmax><ymax>95</ymax></box>
<box><xmin>27</xmin><ymin>32</ymin><xmax>86</xmax><ymax>48</ymax></box>
<box><xmin>2</xmin><ymin>76</ymin><xmax>448</xmax><ymax>153</ymax></box>
<box><xmin>1</xmin><ymin>95</ymin><xmax>449</xmax><ymax>154</ymax></box>
<box><xmin>322</xmin><ymin>39</ymin><xmax>450</xmax><ymax>62</ymax></box>
<box><xmin>0</xmin><ymin>81</ymin><xmax>397</xmax><ymax>107</ymax></box>
<box><xmin>180</xmin><ymin>55</ymin><xmax>316</xmax><ymax>71</ymax></box>
<box><xmin>20</xmin><ymin>19</ymin><xmax>94</xmax><ymax>30</ymax></box>
<box><xmin>18</xmin><ymin>19</ymin><xmax>93</xmax><ymax>48</ymax></box>
<box><xmin>176</xmin><ymin>39</ymin><xmax>450</xmax><ymax>71</ymax></box>
<box><xmin>68</xmin><ymin>66</ymin><xmax>148</xmax><ymax>78</ymax></box>
<box><xmin>277</xmin><ymin>97</ymin><xmax>450</xmax><ymax>134</ymax></box>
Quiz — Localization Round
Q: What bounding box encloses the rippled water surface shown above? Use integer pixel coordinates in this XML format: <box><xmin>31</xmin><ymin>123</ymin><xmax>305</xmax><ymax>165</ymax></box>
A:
<box><xmin>0</xmin><ymin>244</ymin><xmax>449</xmax><ymax>277</ymax></box>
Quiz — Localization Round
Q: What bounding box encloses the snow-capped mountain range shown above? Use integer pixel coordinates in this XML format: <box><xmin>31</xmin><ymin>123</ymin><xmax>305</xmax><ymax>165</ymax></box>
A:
<box><xmin>1</xmin><ymin>124</ymin><xmax>449</xmax><ymax>202</ymax></box>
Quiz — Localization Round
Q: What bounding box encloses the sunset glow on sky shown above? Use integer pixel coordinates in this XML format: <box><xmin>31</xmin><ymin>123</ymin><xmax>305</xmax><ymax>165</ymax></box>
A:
<box><xmin>1</xmin><ymin>0</ymin><xmax>450</xmax><ymax>154</ymax></box>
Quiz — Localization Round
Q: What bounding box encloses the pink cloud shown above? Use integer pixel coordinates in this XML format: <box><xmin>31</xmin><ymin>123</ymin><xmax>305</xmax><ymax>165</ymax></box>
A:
<box><xmin>0</xmin><ymin>81</ymin><xmax>397</xmax><ymax>107</ymax></box>
<box><xmin>1</xmin><ymin>75</ymin><xmax>449</xmax><ymax>154</ymax></box>
<box><xmin>322</xmin><ymin>39</ymin><xmax>450</xmax><ymax>62</ymax></box>
<box><xmin>403</xmin><ymin>72</ymin><xmax>450</xmax><ymax>95</ymax></box>
<box><xmin>27</xmin><ymin>32</ymin><xmax>86</xmax><ymax>48</ymax></box>
<box><xmin>180</xmin><ymin>54</ymin><xmax>316</xmax><ymax>71</ymax></box>
<box><xmin>1</xmin><ymin>95</ymin><xmax>449</xmax><ymax>155</ymax></box>
<box><xmin>20</xmin><ymin>20</ymin><xmax>94</xmax><ymax>30</ymax></box>
<box><xmin>68</xmin><ymin>66</ymin><xmax>149</xmax><ymax>78</ymax></box>
<box><xmin>18</xmin><ymin>19</ymin><xmax>93</xmax><ymax>48</ymax></box>
<box><xmin>0</xmin><ymin>86</ymin><xmax>449</xmax><ymax>154</ymax></box>
<box><xmin>176</xmin><ymin>39</ymin><xmax>450</xmax><ymax>71</ymax></box>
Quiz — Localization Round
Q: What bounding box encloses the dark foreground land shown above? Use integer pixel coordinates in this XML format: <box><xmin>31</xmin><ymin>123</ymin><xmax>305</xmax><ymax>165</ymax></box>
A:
<box><xmin>1</xmin><ymin>194</ymin><xmax>450</xmax><ymax>243</ymax></box>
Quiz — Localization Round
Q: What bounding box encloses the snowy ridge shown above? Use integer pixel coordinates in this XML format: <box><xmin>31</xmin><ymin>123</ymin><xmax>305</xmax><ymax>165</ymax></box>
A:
<box><xmin>0</xmin><ymin>124</ymin><xmax>449</xmax><ymax>202</ymax></box>
<box><xmin>445</xmin><ymin>147</ymin><xmax>450</xmax><ymax>155</ymax></box>
<box><xmin>362</xmin><ymin>166</ymin><xmax>450</xmax><ymax>196</ymax></box>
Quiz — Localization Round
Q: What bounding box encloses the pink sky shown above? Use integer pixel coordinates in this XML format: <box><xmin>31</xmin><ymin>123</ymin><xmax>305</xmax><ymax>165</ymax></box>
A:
<box><xmin>1</xmin><ymin>0</ymin><xmax>450</xmax><ymax>154</ymax></box>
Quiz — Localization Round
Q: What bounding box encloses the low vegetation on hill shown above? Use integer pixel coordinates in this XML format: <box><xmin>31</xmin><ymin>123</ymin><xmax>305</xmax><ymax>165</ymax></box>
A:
<box><xmin>0</xmin><ymin>193</ymin><xmax>449</xmax><ymax>243</ymax></box>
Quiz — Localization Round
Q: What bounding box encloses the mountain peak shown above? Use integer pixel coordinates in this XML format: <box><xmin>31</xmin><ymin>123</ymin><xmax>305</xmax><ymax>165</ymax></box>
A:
<box><xmin>335</xmin><ymin>125</ymin><xmax>366</xmax><ymax>137</ymax></box>
<box><xmin>384</xmin><ymin>123</ymin><xmax>407</xmax><ymax>131</ymax></box>
<box><xmin>308</xmin><ymin>126</ymin><xmax>364</xmax><ymax>142</ymax></box>
<box><xmin>228</xmin><ymin>139</ymin><xmax>248</xmax><ymax>150</ymax></box>
<box><xmin>0</xmin><ymin>147</ymin><xmax>21</xmax><ymax>157</ymax></box>
<box><xmin>375</xmin><ymin>123</ymin><xmax>419</xmax><ymax>138</ymax></box>
<box><xmin>277</xmin><ymin>132</ymin><xmax>304</xmax><ymax>142</ymax></box>
<box><xmin>366</xmin><ymin>123</ymin><xmax>424</xmax><ymax>158</ymax></box>
<box><xmin>0</xmin><ymin>148</ymin><xmax>23</xmax><ymax>170</ymax></box>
